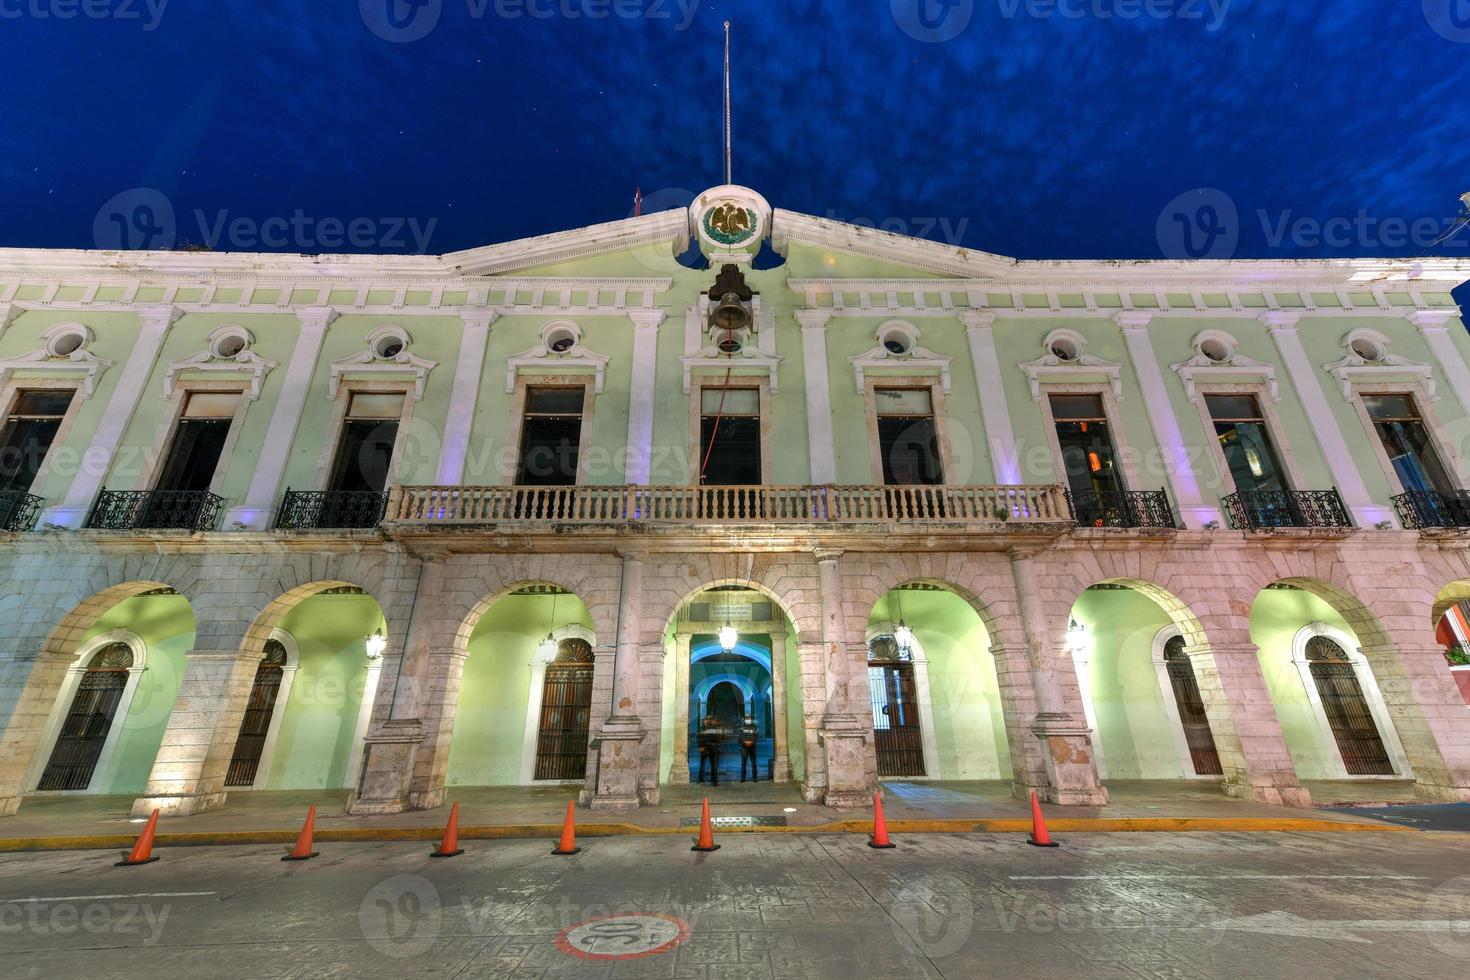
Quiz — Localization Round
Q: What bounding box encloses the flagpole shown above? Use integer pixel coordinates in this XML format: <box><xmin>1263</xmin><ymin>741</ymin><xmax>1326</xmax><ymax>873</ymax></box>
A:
<box><xmin>724</xmin><ymin>20</ymin><xmax>732</xmax><ymax>186</ymax></box>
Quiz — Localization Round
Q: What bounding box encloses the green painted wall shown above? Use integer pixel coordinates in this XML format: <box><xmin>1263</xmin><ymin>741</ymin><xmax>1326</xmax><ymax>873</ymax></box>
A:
<box><xmin>872</xmin><ymin>589</ymin><xmax>1011</xmax><ymax>780</ymax></box>
<box><xmin>446</xmin><ymin>593</ymin><xmax>594</xmax><ymax>786</ymax></box>
<box><xmin>262</xmin><ymin>594</ymin><xmax>384</xmax><ymax>791</ymax></box>
<box><xmin>1070</xmin><ymin>589</ymin><xmax>1183</xmax><ymax>779</ymax></box>
<box><xmin>78</xmin><ymin>594</ymin><xmax>194</xmax><ymax>795</ymax></box>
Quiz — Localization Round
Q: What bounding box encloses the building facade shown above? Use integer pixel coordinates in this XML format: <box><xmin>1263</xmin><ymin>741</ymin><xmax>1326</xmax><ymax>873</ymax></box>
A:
<box><xmin>2</xmin><ymin>184</ymin><xmax>1469</xmax><ymax>818</ymax></box>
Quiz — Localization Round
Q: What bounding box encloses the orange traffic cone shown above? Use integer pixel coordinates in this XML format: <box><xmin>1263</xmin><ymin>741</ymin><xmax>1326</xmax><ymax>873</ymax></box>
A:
<box><xmin>116</xmin><ymin>809</ymin><xmax>161</xmax><ymax>867</ymax></box>
<box><xmin>282</xmin><ymin>804</ymin><xmax>320</xmax><ymax>861</ymax></box>
<box><xmin>691</xmin><ymin>798</ymin><xmax>720</xmax><ymax>852</ymax></box>
<box><xmin>1027</xmin><ymin>791</ymin><xmax>1059</xmax><ymax>848</ymax></box>
<box><xmin>552</xmin><ymin>800</ymin><xmax>581</xmax><ymax>856</ymax></box>
<box><xmin>431</xmin><ymin>802</ymin><xmax>464</xmax><ymax>858</ymax></box>
<box><xmin>868</xmin><ymin>792</ymin><xmax>896</xmax><ymax>849</ymax></box>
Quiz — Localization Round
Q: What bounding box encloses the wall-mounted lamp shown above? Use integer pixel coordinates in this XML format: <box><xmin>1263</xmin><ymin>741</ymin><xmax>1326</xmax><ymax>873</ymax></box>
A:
<box><xmin>1203</xmin><ymin>520</ymin><xmax>1221</xmax><ymax>530</ymax></box>
<box><xmin>1374</xmin><ymin>520</ymin><xmax>1394</xmax><ymax>530</ymax></box>
<box><xmin>365</xmin><ymin>629</ymin><xmax>387</xmax><ymax>661</ymax></box>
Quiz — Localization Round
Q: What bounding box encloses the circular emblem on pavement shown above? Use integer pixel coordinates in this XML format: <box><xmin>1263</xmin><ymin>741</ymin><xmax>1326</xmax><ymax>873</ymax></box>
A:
<box><xmin>555</xmin><ymin>913</ymin><xmax>692</xmax><ymax>961</ymax></box>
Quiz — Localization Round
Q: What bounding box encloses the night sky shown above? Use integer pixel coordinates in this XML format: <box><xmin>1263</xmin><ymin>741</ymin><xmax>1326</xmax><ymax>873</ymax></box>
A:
<box><xmin>3</xmin><ymin>1</ymin><xmax>1469</xmax><ymax>279</ymax></box>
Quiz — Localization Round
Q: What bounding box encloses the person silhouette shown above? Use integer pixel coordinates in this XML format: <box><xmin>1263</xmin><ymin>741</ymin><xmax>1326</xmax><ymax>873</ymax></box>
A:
<box><xmin>738</xmin><ymin>715</ymin><xmax>759</xmax><ymax>783</ymax></box>
<box><xmin>696</xmin><ymin>715</ymin><xmax>723</xmax><ymax>786</ymax></box>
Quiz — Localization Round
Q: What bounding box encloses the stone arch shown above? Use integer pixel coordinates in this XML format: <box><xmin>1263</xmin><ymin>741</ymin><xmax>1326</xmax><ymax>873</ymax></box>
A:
<box><xmin>642</xmin><ymin>553</ymin><xmax>822</xmax><ymax>647</ymax></box>
<box><xmin>0</xmin><ymin>579</ymin><xmax>195</xmax><ymax>816</ymax></box>
<box><xmin>1432</xmin><ymin>580</ymin><xmax>1470</xmax><ymax>628</ymax></box>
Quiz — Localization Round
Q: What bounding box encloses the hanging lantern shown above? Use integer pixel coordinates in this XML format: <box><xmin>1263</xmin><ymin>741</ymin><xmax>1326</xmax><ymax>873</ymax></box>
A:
<box><xmin>719</xmin><ymin>623</ymin><xmax>739</xmax><ymax>652</ymax></box>
<box><xmin>1066</xmin><ymin>617</ymin><xmax>1090</xmax><ymax>654</ymax></box>
<box><xmin>365</xmin><ymin>629</ymin><xmax>387</xmax><ymax>660</ymax></box>
<box><xmin>537</xmin><ymin>632</ymin><xmax>558</xmax><ymax>659</ymax></box>
<box><xmin>894</xmin><ymin>620</ymin><xmax>916</xmax><ymax>659</ymax></box>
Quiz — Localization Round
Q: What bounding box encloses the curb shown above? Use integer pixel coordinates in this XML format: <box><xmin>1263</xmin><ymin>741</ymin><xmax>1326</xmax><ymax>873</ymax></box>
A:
<box><xmin>0</xmin><ymin>816</ymin><xmax>1414</xmax><ymax>853</ymax></box>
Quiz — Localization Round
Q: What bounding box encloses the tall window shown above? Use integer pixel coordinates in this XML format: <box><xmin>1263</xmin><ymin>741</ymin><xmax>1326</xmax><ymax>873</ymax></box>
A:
<box><xmin>225</xmin><ymin>641</ymin><xmax>289</xmax><ymax>788</ymax></box>
<box><xmin>875</xmin><ymin>388</ymin><xmax>943</xmax><ymax>486</ymax></box>
<box><xmin>1206</xmin><ymin>394</ymin><xmax>1289</xmax><ymax>492</ymax></box>
<box><xmin>1050</xmin><ymin>394</ymin><xmax>1125</xmax><ymax>495</ymax></box>
<box><xmin>1305</xmin><ymin>636</ymin><xmax>1394</xmax><ymax>776</ymax></box>
<box><xmin>1363</xmin><ymin>394</ymin><xmax>1456</xmax><ymax>494</ymax></box>
<box><xmin>155</xmin><ymin>391</ymin><xmax>240</xmax><ymax>493</ymax></box>
<box><xmin>38</xmin><ymin>643</ymin><xmax>134</xmax><ymax>792</ymax></box>
<box><xmin>329</xmin><ymin>392</ymin><xmax>405</xmax><ymax>494</ymax></box>
<box><xmin>517</xmin><ymin>387</ymin><xmax>584</xmax><ymax>486</ymax></box>
<box><xmin>0</xmin><ymin>390</ymin><xmax>73</xmax><ymax>496</ymax></box>
<box><xmin>699</xmin><ymin>387</ymin><xmax>761</xmax><ymax>485</ymax></box>
<box><xmin>534</xmin><ymin>638</ymin><xmax>595</xmax><ymax>780</ymax></box>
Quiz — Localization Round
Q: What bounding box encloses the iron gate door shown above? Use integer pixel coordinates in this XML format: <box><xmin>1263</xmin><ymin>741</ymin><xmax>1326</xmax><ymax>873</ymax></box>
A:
<box><xmin>1311</xmin><ymin>662</ymin><xmax>1395</xmax><ymax>775</ymax></box>
<box><xmin>37</xmin><ymin>670</ymin><xmax>127</xmax><ymax>791</ymax></box>
<box><xmin>535</xmin><ymin>663</ymin><xmax>594</xmax><ymax>780</ymax></box>
<box><xmin>1165</xmin><ymin>647</ymin><xmax>1224</xmax><ymax>776</ymax></box>
<box><xmin>226</xmin><ymin>660</ymin><xmax>285</xmax><ymax>787</ymax></box>
<box><xmin>868</xmin><ymin>661</ymin><xmax>924</xmax><ymax>776</ymax></box>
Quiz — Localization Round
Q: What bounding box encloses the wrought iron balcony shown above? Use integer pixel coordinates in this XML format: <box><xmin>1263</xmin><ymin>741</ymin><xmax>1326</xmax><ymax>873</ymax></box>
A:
<box><xmin>1391</xmin><ymin>489</ymin><xmax>1470</xmax><ymax>530</ymax></box>
<box><xmin>1222</xmin><ymin>488</ymin><xmax>1353</xmax><ymax>531</ymax></box>
<box><xmin>86</xmin><ymin>489</ymin><xmax>224</xmax><ymax>532</ymax></box>
<box><xmin>1066</xmin><ymin>489</ymin><xmax>1178</xmax><ymax>529</ymax></box>
<box><xmin>388</xmin><ymin>483</ymin><xmax>1072</xmax><ymax>527</ymax></box>
<box><xmin>276</xmin><ymin>489</ymin><xmax>390</xmax><ymax>530</ymax></box>
<box><xmin>0</xmin><ymin>491</ymin><xmax>42</xmax><ymax>532</ymax></box>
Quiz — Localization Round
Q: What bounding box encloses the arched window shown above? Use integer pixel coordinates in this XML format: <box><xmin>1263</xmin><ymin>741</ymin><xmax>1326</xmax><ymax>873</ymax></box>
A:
<box><xmin>226</xmin><ymin>640</ymin><xmax>290</xmax><ymax>787</ymax></box>
<box><xmin>38</xmin><ymin>643</ymin><xmax>134</xmax><ymax>791</ymax></box>
<box><xmin>533</xmin><ymin>638</ymin><xmax>595</xmax><ymax>780</ymax></box>
<box><xmin>867</xmin><ymin>634</ymin><xmax>923</xmax><ymax>776</ymax></box>
<box><xmin>1162</xmin><ymin>636</ymin><xmax>1223</xmax><ymax>776</ymax></box>
<box><xmin>1305</xmin><ymin>636</ymin><xmax>1394</xmax><ymax>775</ymax></box>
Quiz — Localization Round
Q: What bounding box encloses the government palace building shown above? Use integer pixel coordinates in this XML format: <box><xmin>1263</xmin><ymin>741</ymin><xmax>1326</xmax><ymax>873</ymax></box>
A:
<box><xmin>2</xmin><ymin>184</ymin><xmax>1470</xmax><ymax>821</ymax></box>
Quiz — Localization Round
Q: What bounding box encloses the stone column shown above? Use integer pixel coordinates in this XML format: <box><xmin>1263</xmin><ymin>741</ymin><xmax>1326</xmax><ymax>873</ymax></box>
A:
<box><xmin>796</xmin><ymin>640</ymin><xmax>830</xmax><ymax>803</ymax></box>
<box><xmin>131</xmin><ymin>649</ymin><xmax>262</xmax><ymax>817</ymax></box>
<box><xmin>814</xmin><ymin>550</ymin><xmax>871</xmax><ymax>809</ymax></box>
<box><xmin>769</xmin><ymin>631</ymin><xmax>792</xmax><ymax>782</ymax></box>
<box><xmin>342</xmin><ymin>653</ymin><xmax>385</xmax><ymax>790</ymax></box>
<box><xmin>667</xmin><ymin>633</ymin><xmax>693</xmax><ymax>783</ymax></box>
<box><xmin>1360</xmin><ymin>642</ymin><xmax>1470</xmax><ymax>802</ymax></box>
<box><xmin>1009</xmin><ymin>549</ymin><xmax>1108</xmax><ymax>805</ymax></box>
<box><xmin>1184</xmin><ymin>642</ymin><xmax>1310</xmax><ymax>807</ymax></box>
<box><xmin>590</xmin><ymin>552</ymin><xmax>647</xmax><ymax>811</ymax></box>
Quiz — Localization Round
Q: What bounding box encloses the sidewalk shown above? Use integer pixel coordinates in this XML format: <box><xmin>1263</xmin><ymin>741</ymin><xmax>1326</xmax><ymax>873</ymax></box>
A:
<box><xmin>0</xmin><ymin>779</ymin><xmax>1429</xmax><ymax>853</ymax></box>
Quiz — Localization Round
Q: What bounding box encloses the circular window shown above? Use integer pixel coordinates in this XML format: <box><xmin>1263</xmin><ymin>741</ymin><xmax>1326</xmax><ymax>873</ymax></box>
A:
<box><xmin>877</xmin><ymin>322</ymin><xmax>918</xmax><ymax>357</ymax></box>
<box><xmin>48</xmin><ymin>330</ymin><xmax>86</xmax><ymax>357</ymax></box>
<box><xmin>883</xmin><ymin>335</ymin><xmax>912</xmax><ymax>355</ymax></box>
<box><xmin>1350</xmin><ymin>336</ymin><xmax>1386</xmax><ymax>362</ymax></box>
<box><xmin>716</xmin><ymin>331</ymin><xmax>745</xmax><ymax>354</ymax></box>
<box><xmin>212</xmin><ymin>333</ymin><xmax>248</xmax><ymax>359</ymax></box>
<box><xmin>1199</xmin><ymin>337</ymin><xmax>1232</xmax><ymax>362</ymax></box>
<box><xmin>545</xmin><ymin>326</ymin><xmax>578</xmax><ymax>354</ymax></box>
<box><xmin>1049</xmin><ymin>336</ymin><xmax>1081</xmax><ymax>362</ymax></box>
<box><xmin>373</xmin><ymin>334</ymin><xmax>406</xmax><ymax>359</ymax></box>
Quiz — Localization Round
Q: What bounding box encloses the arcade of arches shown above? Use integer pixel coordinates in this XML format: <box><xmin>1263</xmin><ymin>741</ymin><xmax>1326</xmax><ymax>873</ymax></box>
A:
<box><xmin>0</xmin><ymin>541</ymin><xmax>1468</xmax><ymax>820</ymax></box>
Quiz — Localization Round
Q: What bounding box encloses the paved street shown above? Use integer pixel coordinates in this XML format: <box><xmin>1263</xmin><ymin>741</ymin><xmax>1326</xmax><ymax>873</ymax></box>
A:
<box><xmin>1</xmin><ymin>832</ymin><xmax>1468</xmax><ymax>978</ymax></box>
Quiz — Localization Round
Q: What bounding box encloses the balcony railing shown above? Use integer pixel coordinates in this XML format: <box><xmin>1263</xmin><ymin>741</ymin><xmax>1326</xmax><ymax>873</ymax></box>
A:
<box><xmin>0</xmin><ymin>491</ymin><xmax>42</xmax><ymax>532</ymax></box>
<box><xmin>1222</xmin><ymin>488</ymin><xmax>1353</xmax><ymax>531</ymax></box>
<box><xmin>1066</xmin><ymin>489</ymin><xmax>1178</xmax><ymax>529</ymax></box>
<box><xmin>1392</xmin><ymin>489</ymin><xmax>1470</xmax><ymax>530</ymax></box>
<box><xmin>387</xmin><ymin>484</ymin><xmax>1071</xmax><ymax>527</ymax></box>
<box><xmin>86</xmin><ymin>489</ymin><xmax>224</xmax><ymax>532</ymax></box>
<box><xmin>276</xmin><ymin>489</ymin><xmax>390</xmax><ymax>530</ymax></box>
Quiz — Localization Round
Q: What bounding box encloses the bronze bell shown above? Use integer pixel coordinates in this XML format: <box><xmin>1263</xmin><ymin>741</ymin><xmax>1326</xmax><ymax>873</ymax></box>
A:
<box><xmin>710</xmin><ymin>291</ymin><xmax>752</xmax><ymax>332</ymax></box>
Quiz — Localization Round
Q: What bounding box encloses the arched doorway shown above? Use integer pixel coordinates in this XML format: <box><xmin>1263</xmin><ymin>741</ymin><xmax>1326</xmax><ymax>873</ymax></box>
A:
<box><xmin>867</xmin><ymin>634</ymin><xmax>922</xmax><ymax>777</ymax></box>
<box><xmin>225</xmin><ymin>639</ymin><xmax>290</xmax><ymax>787</ymax></box>
<box><xmin>533</xmin><ymin>637</ymin><xmax>595</xmax><ymax>781</ymax></box>
<box><xmin>705</xmin><ymin>680</ymin><xmax>745</xmax><ymax>729</ymax></box>
<box><xmin>1304</xmin><ymin>635</ymin><xmax>1395</xmax><ymax>776</ymax></box>
<box><xmin>1161</xmin><ymin>634</ymin><xmax>1224</xmax><ymax>776</ymax></box>
<box><xmin>36</xmin><ymin>641</ymin><xmax>135</xmax><ymax>791</ymax></box>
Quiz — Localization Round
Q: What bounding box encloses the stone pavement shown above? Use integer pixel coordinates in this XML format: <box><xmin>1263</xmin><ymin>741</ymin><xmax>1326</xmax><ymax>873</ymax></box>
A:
<box><xmin>0</xmin><ymin>780</ymin><xmax>1430</xmax><ymax>850</ymax></box>
<box><xmin>1</xmin><ymin>831</ymin><xmax>1468</xmax><ymax>978</ymax></box>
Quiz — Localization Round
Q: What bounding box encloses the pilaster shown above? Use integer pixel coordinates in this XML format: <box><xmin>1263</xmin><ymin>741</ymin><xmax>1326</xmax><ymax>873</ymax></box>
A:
<box><xmin>625</xmin><ymin>309</ymin><xmax>665</xmax><ymax>485</ymax></box>
<box><xmin>590</xmin><ymin>552</ymin><xmax>647</xmax><ymax>811</ymax></box>
<box><xmin>796</xmin><ymin>310</ymin><xmax>838</xmax><ymax>484</ymax></box>
<box><xmin>1360</xmin><ymin>642</ymin><xmax>1470</xmax><ymax>802</ymax></box>
<box><xmin>961</xmin><ymin>310</ymin><xmax>1021</xmax><ymax>484</ymax></box>
<box><xmin>435</xmin><ymin>311</ymin><xmax>499</xmax><ymax>485</ymax></box>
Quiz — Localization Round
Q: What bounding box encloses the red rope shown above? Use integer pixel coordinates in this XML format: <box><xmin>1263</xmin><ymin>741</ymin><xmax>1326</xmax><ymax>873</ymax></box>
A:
<box><xmin>697</xmin><ymin>333</ymin><xmax>737</xmax><ymax>483</ymax></box>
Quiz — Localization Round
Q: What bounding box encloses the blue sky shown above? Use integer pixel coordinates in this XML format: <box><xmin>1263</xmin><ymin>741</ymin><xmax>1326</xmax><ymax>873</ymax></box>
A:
<box><xmin>2</xmin><ymin>0</ymin><xmax>1469</xmax><ymax>271</ymax></box>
